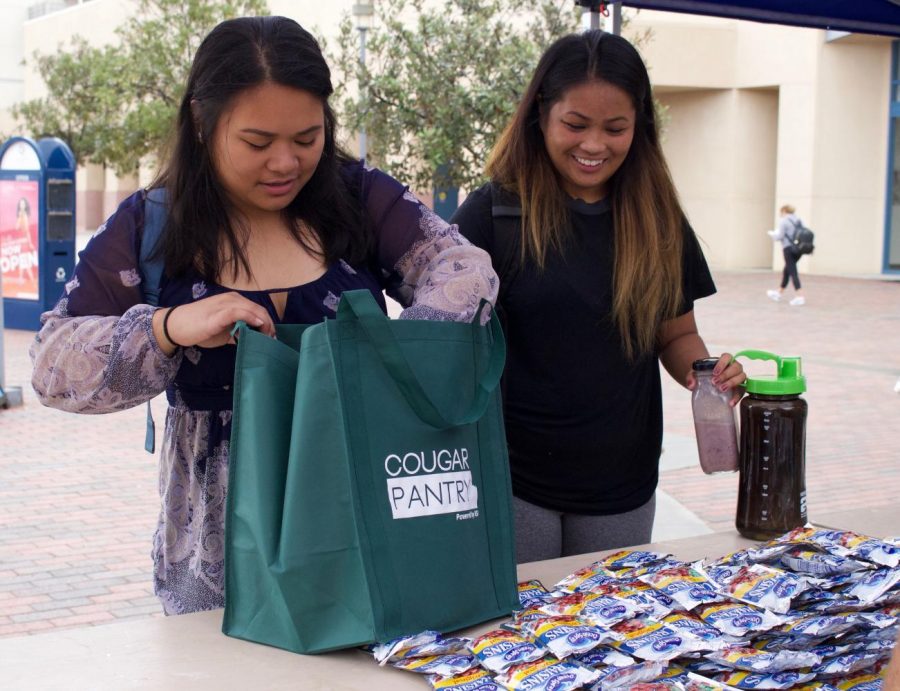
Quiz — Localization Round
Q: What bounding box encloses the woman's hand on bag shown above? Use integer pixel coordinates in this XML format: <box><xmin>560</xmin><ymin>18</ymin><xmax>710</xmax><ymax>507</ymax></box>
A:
<box><xmin>153</xmin><ymin>292</ymin><xmax>276</xmax><ymax>354</ymax></box>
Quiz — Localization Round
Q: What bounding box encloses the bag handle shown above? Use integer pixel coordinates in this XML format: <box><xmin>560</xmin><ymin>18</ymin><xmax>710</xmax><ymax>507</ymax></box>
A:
<box><xmin>336</xmin><ymin>290</ymin><xmax>505</xmax><ymax>429</ymax></box>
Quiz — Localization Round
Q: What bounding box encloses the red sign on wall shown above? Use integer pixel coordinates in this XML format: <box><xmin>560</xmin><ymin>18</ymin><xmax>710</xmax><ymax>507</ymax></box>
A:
<box><xmin>0</xmin><ymin>179</ymin><xmax>39</xmax><ymax>300</ymax></box>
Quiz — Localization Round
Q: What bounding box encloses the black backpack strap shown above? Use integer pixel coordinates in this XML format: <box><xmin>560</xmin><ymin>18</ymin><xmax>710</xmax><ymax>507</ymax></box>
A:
<box><xmin>488</xmin><ymin>183</ymin><xmax>523</xmax><ymax>306</ymax></box>
<box><xmin>492</xmin><ymin>186</ymin><xmax>611</xmax><ymax>314</ymax></box>
<box><xmin>140</xmin><ymin>187</ymin><xmax>168</xmax><ymax>454</ymax></box>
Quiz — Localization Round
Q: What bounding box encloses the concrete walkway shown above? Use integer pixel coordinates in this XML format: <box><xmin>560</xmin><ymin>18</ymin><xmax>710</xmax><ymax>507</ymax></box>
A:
<box><xmin>0</xmin><ymin>268</ymin><xmax>898</xmax><ymax>637</ymax></box>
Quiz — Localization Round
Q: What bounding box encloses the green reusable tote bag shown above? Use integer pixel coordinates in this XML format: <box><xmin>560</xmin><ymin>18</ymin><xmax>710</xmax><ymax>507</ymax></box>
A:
<box><xmin>223</xmin><ymin>289</ymin><xmax>518</xmax><ymax>654</ymax></box>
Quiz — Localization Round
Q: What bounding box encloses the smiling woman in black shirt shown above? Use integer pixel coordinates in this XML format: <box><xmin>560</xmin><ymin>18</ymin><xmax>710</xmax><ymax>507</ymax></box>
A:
<box><xmin>451</xmin><ymin>30</ymin><xmax>746</xmax><ymax>563</ymax></box>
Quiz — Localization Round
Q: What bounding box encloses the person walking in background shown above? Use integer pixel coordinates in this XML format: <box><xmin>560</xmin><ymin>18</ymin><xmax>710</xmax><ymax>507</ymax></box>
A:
<box><xmin>767</xmin><ymin>204</ymin><xmax>806</xmax><ymax>306</ymax></box>
<box><xmin>451</xmin><ymin>30</ymin><xmax>745</xmax><ymax>564</ymax></box>
<box><xmin>29</xmin><ymin>16</ymin><xmax>497</xmax><ymax>616</ymax></box>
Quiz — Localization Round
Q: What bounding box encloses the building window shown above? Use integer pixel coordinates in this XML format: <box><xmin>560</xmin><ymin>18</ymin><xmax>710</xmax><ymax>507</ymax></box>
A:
<box><xmin>894</xmin><ymin>44</ymin><xmax>900</xmax><ymax>102</ymax></box>
<box><xmin>887</xmin><ymin>42</ymin><xmax>900</xmax><ymax>270</ymax></box>
<box><xmin>27</xmin><ymin>0</ymin><xmax>92</xmax><ymax>21</ymax></box>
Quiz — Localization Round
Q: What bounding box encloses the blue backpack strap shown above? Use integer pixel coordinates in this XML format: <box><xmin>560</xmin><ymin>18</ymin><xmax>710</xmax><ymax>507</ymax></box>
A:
<box><xmin>140</xmin><ymin>187</ymin><xmax>168</xmax><ymax>454</ymax></box>
<box><xmin>141</xmin><ymin>187</ymin><xmax>167</xmax><ymax>307</ymax></box>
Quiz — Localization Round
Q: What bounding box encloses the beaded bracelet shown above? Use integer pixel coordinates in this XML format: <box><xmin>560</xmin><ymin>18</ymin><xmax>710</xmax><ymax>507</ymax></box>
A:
<box><xmin>162</xmin><ymin>306</ymin><xmax>185</xmax><ymax>349</ymax></box>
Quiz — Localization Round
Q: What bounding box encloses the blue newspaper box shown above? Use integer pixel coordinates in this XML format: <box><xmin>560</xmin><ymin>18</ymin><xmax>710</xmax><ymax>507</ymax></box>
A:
<box><xmin>0</xmin><ymin>136</ymin><xmax>76</xmax><ymax>330</ymax></box>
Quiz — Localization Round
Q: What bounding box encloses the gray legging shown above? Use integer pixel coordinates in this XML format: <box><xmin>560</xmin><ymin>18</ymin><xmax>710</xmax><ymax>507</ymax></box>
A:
<box><xmin>513</xmin><ymin>494</ymin><xmax>656</xmax><ymax>564</ymax></box>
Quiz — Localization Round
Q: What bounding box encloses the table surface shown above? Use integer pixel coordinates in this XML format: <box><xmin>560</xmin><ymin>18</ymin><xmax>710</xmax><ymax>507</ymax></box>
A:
<box><xmin>3</xmin><ymin>505</ymin><xmax>897</xmax><ymax>691</ymax></box>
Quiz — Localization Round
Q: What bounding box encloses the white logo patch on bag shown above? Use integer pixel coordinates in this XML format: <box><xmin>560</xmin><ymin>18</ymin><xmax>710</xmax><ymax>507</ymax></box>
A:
<box><xmin>384</xmin><ymin>448</ymin><xmax>479</xmax><ymax>519</ymax></box>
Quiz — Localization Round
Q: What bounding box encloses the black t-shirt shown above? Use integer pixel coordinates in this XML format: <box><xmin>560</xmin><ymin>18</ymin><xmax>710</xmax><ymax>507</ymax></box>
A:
<box><xmin>451</xmin><ymin>184</ymin><xmax>716</xmax><ymax>515</ymax></box>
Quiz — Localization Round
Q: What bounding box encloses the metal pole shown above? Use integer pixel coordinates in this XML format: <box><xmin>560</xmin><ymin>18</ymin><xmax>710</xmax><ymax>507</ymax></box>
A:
<box><xmin>612</xmin><ymin>1</ymin><xmax>622</xmax><ymax>34</ymax></box>
<box><xmin>358</xmin><ymin>25</ymin><xmax>368</xmax><ymax>163</ymax></box>
<box><xmin>580</xmin><ymin>5</ymin><xmax>600</xmax><ymax>30</ymax></box>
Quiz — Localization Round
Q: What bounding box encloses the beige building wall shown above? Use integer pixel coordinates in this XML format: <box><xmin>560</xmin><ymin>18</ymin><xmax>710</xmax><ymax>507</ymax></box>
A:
<box><xmin>809</xmin><ymin>36</ymin><xmax>891</xmax><ymax>275</ymax></box>
<box><xmin>629</xmin><ymin>10</ymin><xmax>894</xmax><ymax>276</ymax></box>
<box><xmin>76</xmin><ymin>164</ymin><xmax>105</xmax><ymax>231</ymax></box>
<box><xmin>657</xmin><ymin>88</ymin><xmax>777</xmax><ymax>269</ymax></box>
<box><xmin>14</xmin><ymin>4</ymin><xmax>898</xmax><ymax>276</ymax></box>
<box><xmin>23</xmin><ymin>0</ymin><xmax>130</xmax><ymax>100</ymax></box>
<box><xmin>0</xmin><ymin>0</ymin><xmax>33</xmax><ymax>134</ymax></box>
<box><xmin>24</xmin><ymin>0</ymin><xmax>140</xmax><ymax>231</ymax></box>
<box><xmin>22</xmin><ymin>0</ymin><xmax>348</xmax><ymax>231</ymax></box>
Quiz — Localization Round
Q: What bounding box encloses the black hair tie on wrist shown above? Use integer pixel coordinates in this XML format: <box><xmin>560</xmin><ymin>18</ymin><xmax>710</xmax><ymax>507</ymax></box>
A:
<box><xmin>162</xmin><ymin>306</ymin><xmax>185</xmax><ymax>349</ymax></box>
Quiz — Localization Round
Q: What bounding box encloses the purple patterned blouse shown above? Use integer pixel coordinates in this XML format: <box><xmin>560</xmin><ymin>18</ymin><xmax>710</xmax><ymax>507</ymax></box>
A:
<box><xmin>30</xmin><ymin>163</ymin><xmax>498</xmax><ymax>615</ymax></box>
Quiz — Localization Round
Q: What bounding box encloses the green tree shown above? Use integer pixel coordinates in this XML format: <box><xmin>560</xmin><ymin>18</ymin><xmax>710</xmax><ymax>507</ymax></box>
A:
<box><xmin>12</xmin><ymin>0</ymin><xmax>268</xmax><ymax>175</ymax></box>
<box><xmin>331</xmin><ymin>0</ymin><xmax>583</xmax><ymax>194</ymax></box>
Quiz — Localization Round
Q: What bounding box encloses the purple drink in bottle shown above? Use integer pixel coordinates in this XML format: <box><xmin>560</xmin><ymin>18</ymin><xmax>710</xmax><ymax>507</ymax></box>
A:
<box><xmin>691</xmin><ymin>358</ymin><xmax>738</xmax><ymax>474</ymax></box>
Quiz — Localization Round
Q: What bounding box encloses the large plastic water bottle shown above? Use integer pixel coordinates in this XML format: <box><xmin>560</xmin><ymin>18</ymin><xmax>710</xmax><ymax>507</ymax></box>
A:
<box><xmin>733</xmin><ymin>350</ymin><xmax>808</xmax><ymax>540</ymax></box>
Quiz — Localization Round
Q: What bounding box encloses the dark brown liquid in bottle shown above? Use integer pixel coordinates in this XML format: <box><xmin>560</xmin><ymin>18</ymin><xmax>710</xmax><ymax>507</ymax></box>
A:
<box><xmin>736</xmin><ymin>393</ymin><xmax>807</xmax><ymax>540</ymax></box>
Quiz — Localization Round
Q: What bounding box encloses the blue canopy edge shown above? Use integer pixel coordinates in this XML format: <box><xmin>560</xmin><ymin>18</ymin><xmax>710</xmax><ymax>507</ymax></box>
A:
<box><xmin>620</xmin><ymin>1</ymin><xmax>900</xmax><ymax>38</ymax></box>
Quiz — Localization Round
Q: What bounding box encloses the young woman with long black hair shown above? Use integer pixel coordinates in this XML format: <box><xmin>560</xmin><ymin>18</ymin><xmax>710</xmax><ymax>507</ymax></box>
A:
<box><xmin>31</xmin><ymin>16</ymin><xmax>497</xmax><ymax>614</ymax></box>
<box><xmin>452</xmin><ymin>30</ymin><xmax>745</xmax><ymax>563</ymax></box>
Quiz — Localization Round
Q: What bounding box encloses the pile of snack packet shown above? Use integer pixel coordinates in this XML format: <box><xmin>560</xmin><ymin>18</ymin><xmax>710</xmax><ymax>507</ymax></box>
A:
<box><xmin>364</xmin><ymin>526</ymin><xmax>899</xmax><ymax>690</ymax></box>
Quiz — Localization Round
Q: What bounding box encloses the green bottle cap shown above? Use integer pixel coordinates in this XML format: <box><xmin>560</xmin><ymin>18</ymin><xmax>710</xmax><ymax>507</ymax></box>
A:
<box><xmin>733</xmin><ymin>349</ymin><xmax>806</xmax><ymax>395</ymax></box>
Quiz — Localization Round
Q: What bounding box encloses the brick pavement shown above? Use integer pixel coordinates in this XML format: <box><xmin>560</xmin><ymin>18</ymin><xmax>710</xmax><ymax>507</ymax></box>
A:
<box><xmin>0</xmin><ymin>269</ymin><xmax>898</xmax><ymax>638</ymax></box>
<box><xmin>0</xmin><ymin>330</ymin><xmax>165</xmax><ymax>637</ymax></box>
<box><xmin>659</xmin><ymin>270</ymin><xmax>900</xmax><ymax>533</ymax></box>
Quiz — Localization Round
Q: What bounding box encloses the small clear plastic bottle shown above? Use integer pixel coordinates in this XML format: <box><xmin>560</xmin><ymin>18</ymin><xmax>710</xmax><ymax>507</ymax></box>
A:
<box><xmin>691</xmin><ymin>358</ymin><xmax>739</xmax><ymax>474</ymax></box>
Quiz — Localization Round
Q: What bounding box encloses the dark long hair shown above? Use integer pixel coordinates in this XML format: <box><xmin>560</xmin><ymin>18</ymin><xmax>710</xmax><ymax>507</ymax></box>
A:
<box><xmin>153</xmin><ymin>15</ymin><xmax>367</xmax><ymax>282</ymax></box>
<box><xmin>488</xmin><ymin>31</ymin><xmax>685</xmax><ymax>359</ymax></box>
